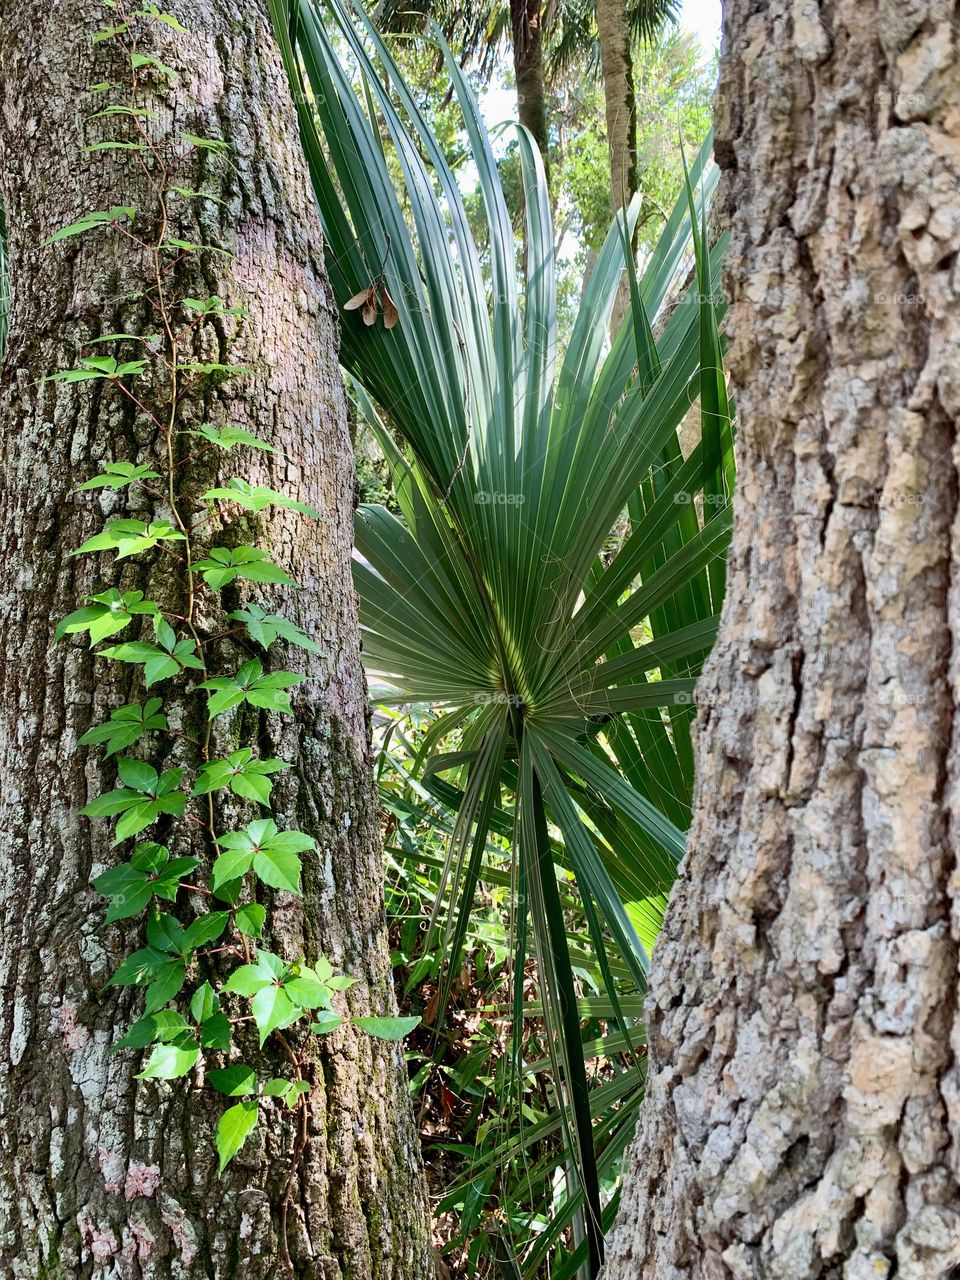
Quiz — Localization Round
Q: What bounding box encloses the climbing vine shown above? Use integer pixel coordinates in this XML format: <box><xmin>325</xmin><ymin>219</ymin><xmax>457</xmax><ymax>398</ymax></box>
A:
<box><xmin>49</xmin><ymin>0</ymin><xmax>416</xmax><ymax>1200</ymax></box>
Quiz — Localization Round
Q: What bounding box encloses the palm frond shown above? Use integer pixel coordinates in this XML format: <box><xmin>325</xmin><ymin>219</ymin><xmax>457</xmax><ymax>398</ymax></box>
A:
<box><xmin>271</xmin><ymin>2</ymin><xmax>732</xmax><ymax>1271</ymax></box>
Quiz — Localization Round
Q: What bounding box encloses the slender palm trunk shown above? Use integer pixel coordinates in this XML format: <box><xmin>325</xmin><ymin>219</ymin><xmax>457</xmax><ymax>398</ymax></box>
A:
<box><xmin>596</xmin><ymin>0</ymin><xmax>636</xmax><ymax>212</ymax></box>
<box><xmin>596</xmin><ymin>0</ymin><xmax>636</xmax><ymax>331</ymax></box>
<box><xmin>0</xmin><ymin>1</ymin><xmax>432</xmax><ymax>1275</ymax></box>
<box><xmin>511</xmin><ymin>0</ymin><xmax>551</xmax><ymax>176</ymax></box>
<box><xmin>602</xmin><ymin>0</ymin><xmax>960</xmax><ymax>1276</ymax></box>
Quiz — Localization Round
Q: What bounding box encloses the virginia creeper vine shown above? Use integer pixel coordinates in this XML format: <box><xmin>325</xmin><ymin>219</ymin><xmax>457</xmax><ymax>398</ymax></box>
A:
<box><xmin>47</xmin><ymin>0</ymin><xmax>417</xmax><ymax>1234</ymax></box>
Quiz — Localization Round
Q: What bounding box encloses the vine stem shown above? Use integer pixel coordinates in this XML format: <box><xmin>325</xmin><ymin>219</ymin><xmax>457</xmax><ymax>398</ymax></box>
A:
<box><xmin>275</xmin><ymin>1030</ymin><xmax>310</xmax><ymax>1274</ymax></box>
<box><xmin>89</xmin><ymin>15</ymin><xmax>317</xmax><ymax>1261</ymax></box>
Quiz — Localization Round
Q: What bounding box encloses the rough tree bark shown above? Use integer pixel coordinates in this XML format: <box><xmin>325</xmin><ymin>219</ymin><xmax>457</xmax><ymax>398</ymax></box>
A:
<box><xmin>511</xmin><ymin>0</ymin><xmax>551</xmax><ymax>177</ymax></box>
<box><xmin>0</xmin><ymin>2</ymin><xmax>432</xmax><ymax>1276</ymax></box>
<box><xmin>603</xmin><ymin>1</ymin><xmax>960</xmax><ymax>1277</ymax></box>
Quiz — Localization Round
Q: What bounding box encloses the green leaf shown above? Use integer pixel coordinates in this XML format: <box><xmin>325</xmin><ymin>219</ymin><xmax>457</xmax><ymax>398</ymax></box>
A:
<box><xmin>284</xmin><ymin>976</ymin><xmax>330</xmax><ymax>1009</ymax></box>
<box><xmin>107</xmin><ymin>947</ymin><xmax>169</xmax><ymax>987</ymax></box>
<box><xmin>55</xmin><ymin>590</ymin><xmax>159</xmax><ymax>646</ymax></box>
<box><xmin>130</xmin><ymin>51</ymin><xmax>178</xmax><ymax>80</ymax></box>
<box><xmin>211</xmin><ymin>845</ymin><xmax>256</xmax><ymax>890</ymax></box>
<box><xmin>326</xmin><ymin>975</ymin><xmax>357</xmax><ymax>991</ymax></box>
<box><xmin>256</xmin><ymin>950</ymin><xmax>286</xmax><ymax>980</ymax></box>
<box><xmin>200</xmin><ymin>1012</ymin><xmax>232</xmax><ymax>1050</ymax></box>
<box><xmin>190</xmin><ymin>981</ymin><xmax>218</xmax><ymax>1024</ymax></box>
<box><xmin>216</xmin><ymin>1100</ymin><xmax>258</xmax><ymax>1174</ymax></box>
<box><xmin>251</xmin><ymin>985</ymin><xmax>299</xmax><ymax>1046</ymax></box>
<box><xmin>117</xmin><ymin>758</ymin><xmax>158</xmax><ymax>793</ymax></box>
<box><xmin>199</xmin><ymin>661</ymin><xmax>305</xmax><ymax>719</ymax></box>
<box><xmin>74</xmin><ymin>518</ymin><xmax>184</xmax><ymax>560</ymax></box>
<box><xmin>282</xmin><ymin>1080</ymin><xmax>311</xmax><ymax>1107</ymax></box>
<box><xmin>80</xmin><ymin>787</ymin><xmax>142</xmax><ymax>819</ymax></box>
<box><xmin>77</xmin><ymin>698</ymin><xmax>168</xmax><ymax>755</ymax></box>
<box><xmin>182</xmin><ymin>911</ymin><xmax>230</xmax><ymax>953</ymax></box>
<box><xmin>252</xmin><ymin>845</ymin><xmax>302</xmax><ymax>895</ymax></box>
<box><xmin>352</xmin><ymin>1016</ymin><xmax>421</xmax><ymax>1041</ymax></box>
<box><xmin>114</xmin><ymin>1010</ymin><xmax>188</xmax><ymax>1051</ymax></box>
<box><xmin>227</xmin><ymin>604</ymin><xmax>320</xmax><ymax>654</ymax></box>
<box><xmin>185</xmin><ymin>422</ymin><xmax>274</xmax><ymax>452</ymax></box>
<box><xmin>44</xmin><ymin>205</ymin><xmax>134</xmax><ymax>244</ymax></box>
<box><xmin>114</xmin><ymin>797</ymin><xmax>176</xmax><ymax>844</ymax></box>
<box><xmin>202</xmin><ymin>477</ymin><xmax>320</xmax><ymax>519</ymax></box>
<box><xmin>93</xmin><ymin>24</ymin><xmax>129</xmax><ymax>43</ymax></box>
<box><xmin>144</xmin><ymin>960</ymin><xmax>186</xmax><ymax>1013</ymax></box>
<box><xmin>193</xmin><ymin>750</ymin><xmax>288</xmax><ymax>807</ymax></box>
<box><xmin>136</xmin><ymin>1039</ymin><xmax>199</xmax><ymax>1080</ymax></box>
<box><xmin>103</xmin><ymin>874</ymin><xmax>153</xmax><ymax>923</ymax></box>
<box><xmin>194</xmin><ymin>546</ymin><xmax>295</xmax><ymax>591</ymax></box>
<box><xmin>261</xmin><ymin>1077</ymin><xmax>291</xmax><ymax>1098</ymax></box>
<box><xmin>130</xmin><ymin>842</ymin><xmax>169</xmax><ymax>873</ymax></box>
<box><xmin>222</xmin><ymin>964</ymin><xmax>273</xmax><ymax>998</ymax></box>
<box><xmin>100</xmin><ymin>635</ymin><xmax>202</xmax><ymax>687</ymax></box>
<box><xmin>180</xmin><ymin>131</ymin><xmax>227</xmax><ymax>149</ymax></box>
<box><xmin>234</xmin><ymin>903</ymin><xmax>266</xmax><ymax>938</ymax></box>
<box><xmin>151</xmin><ymin>856</ymin><xmax>200</xmax><ymax>899</ymax></box>
<box><xmin>208</xmin><ymin>1064</ymin><xmax>257</xmax><ymax>1097</ymax></box>
<box><xmin>140</xmin><ymin>4</ymin><xmax>188</xmax><ymax>32</ymax></box>
<box><xmin>310</xmin><ymin>1011</ymin><xmax>344</xmax><ymax>1036</ymax></box>
<box><xmin>75</xmin><ymin>461</ymin><xmax>160</xmax><ymax>491</ymax></box>
<box><xmin>211</xmin><ymin>820</ymin><xmax>314</xmax><ymax>895</ymax></box>
<box><xmin>148</xmin><ymin>913</ymin><xmax>185</xmax><ymax>954</ymax></box>
<box><xmin>263</xmin><ymin>1078</ymin><xmax>310</xmax><ymax>1107</ymax></box>
<box><xmin>181</xmin><ymin>296</ymin><xmax>245</xmax><ymax>317</ymax></box>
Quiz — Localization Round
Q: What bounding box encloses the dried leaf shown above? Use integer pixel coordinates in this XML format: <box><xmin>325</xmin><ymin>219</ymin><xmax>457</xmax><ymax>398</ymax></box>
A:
<box><xmin>344</xmin><ymin>287</ymin><xmax>374</xmax><ymax>312</ymax></box>
<box><xmin>361</xmin><ymin>294</ymin><xmax>378</xmax><ymax>326</ymax></box>
<box><xmin>381</xmin><ymin>287</ymin><xmax>399</xmax><ymax>330</ymax></box>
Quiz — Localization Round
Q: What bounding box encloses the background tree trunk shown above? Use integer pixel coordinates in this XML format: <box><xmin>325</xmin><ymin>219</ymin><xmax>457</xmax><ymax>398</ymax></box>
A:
<box><xmin>0</xmin><ymin>2</ymin><xmax>432</xmax><ymax>1276</ymax></box>
<box><xmin>603</xmin><ymin>0</ymin><xmax>960</xmax><ymax>1276</ymax></box>
<box><xmin>596</xmin><ymin>0</ymin><xmax>636</xmax><ymax>213</ymax></box>
<box><xmin>597</xmin><ymin>0</ymin><xmax>636</xmax><ymax>332</ymax></box>
<box><xmin>511</xmin><ymin>0</ymin><xmax>551</xmax><ymax>176</ymax></box>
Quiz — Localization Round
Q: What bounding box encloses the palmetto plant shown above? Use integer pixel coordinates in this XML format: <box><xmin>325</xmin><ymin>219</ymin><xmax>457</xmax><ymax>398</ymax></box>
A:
<box><xmin>271</xmin><ymin>1</ymin><xmax>733</xmax><ymax>1272</ymax></box>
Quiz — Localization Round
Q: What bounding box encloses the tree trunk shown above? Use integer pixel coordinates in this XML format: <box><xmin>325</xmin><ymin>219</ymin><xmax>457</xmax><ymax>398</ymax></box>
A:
<box><xmin>596</xmin><ymin>0</ymin><xmax>636</xmax><ymax>213</ymax></box>
<box><xmin>596</xmin><ymin>0</ymin><xmax>635</xmax><ymax>334</ymax></box>
<box><xmin>511</xmin><ymin>0</ymin><xmax>551</xmax><ymax>177</ymax></box>
<box><xmin>0</xmin><ymin>2</ymin><xmax>432</xmax><ymax>1277</ymax></box>
<box><xmin>603</xmin><ymin>1</ymin><xmax>960</xmax><ymax>1277</ymax></box>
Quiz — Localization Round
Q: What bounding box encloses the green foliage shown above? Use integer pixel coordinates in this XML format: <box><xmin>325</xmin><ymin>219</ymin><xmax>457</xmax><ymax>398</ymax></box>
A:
<box><xmin>202</xmin><ymin>477</ymin><xmax>321</xmax><ymax>518</ymax></box>
<box><xmin>193</xmin><ymin>546</ymin><xmax>295</xmax><ymax>590</ymax></box>
<box><xmin>227</xmin><ymin>604</ymin><xmax>321</xmax><ymax>654</ymax></box>
<box><xmin>54</xmin><ymin>4</ymin><xmax>421</xmax><ymax>1190</ymax></box>
<box><xmin>192</xmin><ymin>750</ymin><xmax>289</xmax><ymax>806</ymax></box>
<box><xmin>186</xmin><ymin>422</ymin><xmax>275</xmax><ymax>452</ymax></box>
<box><xmin>54</xmin><ymin>589</ymin><xmax>158</xmax><ymax>645</ymax></box>
<box><xmin>198</xmin><ymin>659</ymin><xmax>304</xmax><ymax>718</ymax></box>
<box><xmin>273</xmin><ymin>1</ymin><xmax>732</xmax><ymax>1272</ymax></box>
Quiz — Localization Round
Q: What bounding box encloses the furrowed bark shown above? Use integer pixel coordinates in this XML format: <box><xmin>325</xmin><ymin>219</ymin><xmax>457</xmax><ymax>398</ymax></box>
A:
<box><xmin>0</xmin><ymin>2</ymin><xmax>432</xmax><ymax>1276</ymax></box>
<box><xmin>603</xmin><ymin>0</ymin><xmax>960</xmax><ymax>1277</ymax></box>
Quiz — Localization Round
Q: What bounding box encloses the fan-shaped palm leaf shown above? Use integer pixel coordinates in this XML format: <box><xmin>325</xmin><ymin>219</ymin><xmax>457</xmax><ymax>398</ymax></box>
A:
<box><xmin>270</xmin><ymin>2</ymin><xmax>732</xmax><ymax>1271</ymax></box>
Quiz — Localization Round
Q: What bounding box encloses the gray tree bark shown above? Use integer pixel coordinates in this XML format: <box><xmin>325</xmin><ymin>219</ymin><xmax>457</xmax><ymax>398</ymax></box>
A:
<box><xmin>0</xmin><ymin>2</ymin><xmax>432</xmax><ymax>1276</ymax></box>
<box><xmin>603</xmin><ymin>0</ymin><xmax>960</xmax><ymax>1276</ymax></box>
